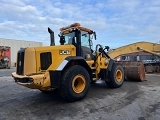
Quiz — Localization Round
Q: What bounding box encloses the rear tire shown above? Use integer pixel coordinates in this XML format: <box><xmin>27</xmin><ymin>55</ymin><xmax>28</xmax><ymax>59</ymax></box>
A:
<box><xmin>60</xmin><ymin>65</ymin><xmax>90</xmax><ymax>102</ymax></box>
<box><xmin>106</xmin><ymin>63</ymin><xmax>124</xmax><ymax>88</ymax></box>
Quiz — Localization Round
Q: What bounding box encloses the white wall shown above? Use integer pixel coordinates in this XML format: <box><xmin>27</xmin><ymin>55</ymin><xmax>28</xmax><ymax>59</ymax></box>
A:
<box><xmin>0</xmin><ymin>38</ymin><xmax>42</xmax><ymax>67</ymax></box>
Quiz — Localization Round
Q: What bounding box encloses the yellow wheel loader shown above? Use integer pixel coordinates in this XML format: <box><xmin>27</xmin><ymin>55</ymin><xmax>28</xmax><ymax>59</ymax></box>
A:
<box><xmin>12</xmin><ymin>23</ymin><xmax>124</xmax><ymax>102</ymax></box>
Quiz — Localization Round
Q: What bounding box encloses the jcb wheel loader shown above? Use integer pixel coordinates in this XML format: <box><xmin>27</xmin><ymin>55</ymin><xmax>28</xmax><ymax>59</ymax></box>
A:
<box><xmin>12</xmin><ymin>23</ymin><xmax>124</xmax><ymax>102</ymax></box>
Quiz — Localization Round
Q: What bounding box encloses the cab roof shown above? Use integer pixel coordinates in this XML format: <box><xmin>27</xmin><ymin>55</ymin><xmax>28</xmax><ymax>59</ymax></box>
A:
<box><xmin>60</xmin><ymin>23</ymin><xmax>94</xmax><ymax>34</ymax></box>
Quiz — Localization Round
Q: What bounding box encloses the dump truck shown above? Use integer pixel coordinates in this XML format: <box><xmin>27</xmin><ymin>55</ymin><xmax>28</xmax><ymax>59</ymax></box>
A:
<box><xmin>11</xmin><ymin>23</ymin><xmax>159</xmax><ymax>102</ymax></box>
<box><xmin>0</xmin><ymin>46</ymin><xmax>10</xmax><ymax>69</ymax></box>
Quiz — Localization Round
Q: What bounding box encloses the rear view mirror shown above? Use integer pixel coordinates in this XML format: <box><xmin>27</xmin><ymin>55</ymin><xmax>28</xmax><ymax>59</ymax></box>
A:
<box><xmin>93</xmin><ymin>32</ymin><xmax>96</xmax><ymax>40</ymax></box>
<box><xmin>105</xmin><ymin>46</ymin><xmax>110</xmax><ymax>51</ymax></box>
<box><xmin>59</xmin><ymin>35</ymin><xmax>65</xmax><ymax>45</ymax></box>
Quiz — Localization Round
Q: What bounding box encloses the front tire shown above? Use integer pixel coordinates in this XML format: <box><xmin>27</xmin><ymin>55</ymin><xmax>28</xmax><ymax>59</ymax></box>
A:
<box><xmin>60</xmin><ymin>65</ymin><xmax>90</xmax><ymax>102</ymax></box>
<box><xmin>106</xmin><ymin>63</ymin><xmax>124</xmax><ymax>88</ymax></box>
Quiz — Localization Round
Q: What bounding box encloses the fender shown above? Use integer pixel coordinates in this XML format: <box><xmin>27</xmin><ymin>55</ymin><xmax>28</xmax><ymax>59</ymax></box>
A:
<box><xmin>49</xmin><ymin>56</ymin><xmax>92</xmax><ymax>88</ymax></box>
<box><xmin>107</xmin><ymin>59</ymin><xmax>114</xmax><ymax>72</ymax></box>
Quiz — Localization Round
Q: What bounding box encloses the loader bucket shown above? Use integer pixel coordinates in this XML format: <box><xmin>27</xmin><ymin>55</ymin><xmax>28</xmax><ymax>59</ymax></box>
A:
<box><xmin>117</xmin><ymin>61</ymin><xmax>146</xmax><ymax>81</ymax></box>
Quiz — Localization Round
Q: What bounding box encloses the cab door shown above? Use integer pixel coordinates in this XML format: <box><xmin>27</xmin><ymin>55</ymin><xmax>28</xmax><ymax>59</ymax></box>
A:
<box><xmin>81</xmin><ymin>31</ymin><xmax>93</xmax><ymax>60</ymax></box>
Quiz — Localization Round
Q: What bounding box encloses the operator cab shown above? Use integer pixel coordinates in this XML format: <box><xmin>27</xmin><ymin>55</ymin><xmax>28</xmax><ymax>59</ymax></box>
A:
<box><xmin>59</xmin><ymin>23</ymin><xmax>96</xmax><ymax>60</ymax></box>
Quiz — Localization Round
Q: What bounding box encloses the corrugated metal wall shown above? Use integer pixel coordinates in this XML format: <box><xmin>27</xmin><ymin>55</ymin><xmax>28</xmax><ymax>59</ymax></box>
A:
<box><xmin>0</xmin><ymin>38</ymin><xmax>42</xmax><ymax>67</ymax></box>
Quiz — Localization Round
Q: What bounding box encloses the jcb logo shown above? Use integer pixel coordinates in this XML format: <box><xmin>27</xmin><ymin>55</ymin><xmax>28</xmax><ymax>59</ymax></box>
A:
<box><xmin>59</xmin><ymin>50</ymin><xmax>71</xmax><ymax>55</ymax></box>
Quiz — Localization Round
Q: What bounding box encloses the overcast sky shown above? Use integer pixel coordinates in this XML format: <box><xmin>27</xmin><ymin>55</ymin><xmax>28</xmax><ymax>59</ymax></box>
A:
<box><xmin>0</xmin><ymin>0</ymin><xmax>160</xmax><ymax>48</ymax></box>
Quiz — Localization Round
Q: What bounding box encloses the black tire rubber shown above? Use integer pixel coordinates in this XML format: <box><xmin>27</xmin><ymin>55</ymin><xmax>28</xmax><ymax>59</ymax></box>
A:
<box><xmin>106</xmin><ymin>63</ymin><xmax>124</xmax><ymax>88</ymax></box>
<box><xmin>90</xmin><ymin>80</ymin><xmax>96</xmax><ymax>84</ymax></box>
<box><xmin>60</xmin><ymin>65</ymin><xmax>90</xmax><ymax>102</ymax></box>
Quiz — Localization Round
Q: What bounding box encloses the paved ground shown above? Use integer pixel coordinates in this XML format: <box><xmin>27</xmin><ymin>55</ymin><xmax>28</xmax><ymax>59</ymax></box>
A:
<box><xmin>0</xmin><ymin>70</ymin><xmax>160</xmax><ymax>120</ymax></box>
<box><xmin>0</xmin><ymin>67</ymin><xmax>16</xmax><ymax>77</ymax></box>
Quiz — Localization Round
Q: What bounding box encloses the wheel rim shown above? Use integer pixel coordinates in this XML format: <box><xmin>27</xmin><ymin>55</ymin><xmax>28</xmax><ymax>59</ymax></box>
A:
<box><xmin>72</xmin><ymin>74</ymin><xmax>86</xmax><ymax>93</ymax></box>
<box><xmin>116</xmin><ymin>69</ymin><xmax>123</xmax><ymax>82</ymax></box>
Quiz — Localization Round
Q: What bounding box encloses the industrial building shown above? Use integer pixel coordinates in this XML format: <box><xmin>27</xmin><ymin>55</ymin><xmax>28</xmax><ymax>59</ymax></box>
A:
<box><xmin>0</xmin><ymin>38</ymin><xmax>42</xmax><ymax>67</ymax></box>
<box><xmin>117</xmin><ymin>51</ymin><xmax>160</xmax><ymax>62</ymax></box>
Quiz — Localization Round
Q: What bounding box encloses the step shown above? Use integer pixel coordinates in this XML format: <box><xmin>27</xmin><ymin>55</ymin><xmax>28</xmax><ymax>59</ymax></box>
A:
<box><xmin>91</xmin><ymin>67</ymin><xmax>96</xmax><ymax>69</ymax></box>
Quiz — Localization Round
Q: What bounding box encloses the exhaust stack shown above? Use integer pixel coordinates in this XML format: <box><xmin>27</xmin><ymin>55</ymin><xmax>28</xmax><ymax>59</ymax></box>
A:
<box><xmin>48</xmin><ymin>27</ymin><xmax>55</xmax><ymax>46</ymax></box>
